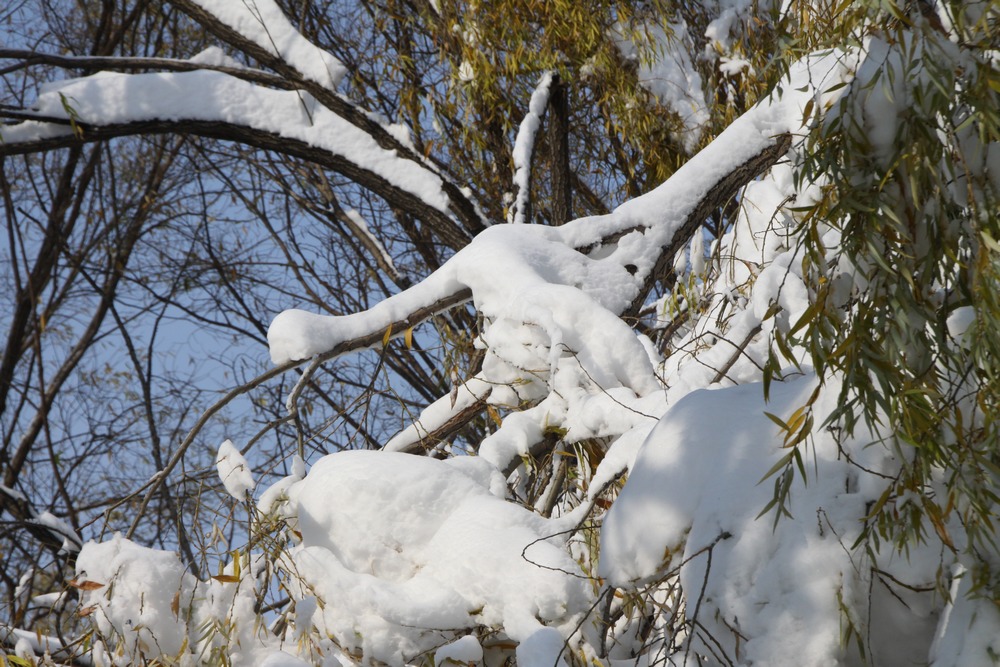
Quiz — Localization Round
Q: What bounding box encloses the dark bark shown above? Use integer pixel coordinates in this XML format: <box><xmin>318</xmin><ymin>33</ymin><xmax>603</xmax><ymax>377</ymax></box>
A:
<box><xmin>548</xmin><ymin>74</ymin><xmax>572</xmax><ymax>226</ymax></box>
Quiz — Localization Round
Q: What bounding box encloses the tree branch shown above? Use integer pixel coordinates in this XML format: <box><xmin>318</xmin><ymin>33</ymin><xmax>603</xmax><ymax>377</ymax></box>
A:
<box><xmin>621</xmin><ymin>133</ymin><xmax>792</xmax><ymax>318</ymax></box>
<box><xmin>167</xmin><ymin>0</ymin><xmax>486</xmax><ymax>239</ymax></box>
<box><xmin>0</xmin><ymin>115</ymin><xmax>476</xmax><ymax>250</ymax></box>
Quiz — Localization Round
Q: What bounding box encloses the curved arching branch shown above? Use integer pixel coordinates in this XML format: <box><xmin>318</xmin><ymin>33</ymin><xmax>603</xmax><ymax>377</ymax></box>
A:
<box><xmin>621</xmin><ymin>132</ymin><xmax>794</xmax><ymax>318</ymax></box>
<box><xmin>167</xmin><ymin>0</ymin><xmax>487</xmax><ymax>238</ymax></box>
<box><xmin>0</xmin><ymin>115</ymin><xmax>476</xmax><ymax>250</ymax></box>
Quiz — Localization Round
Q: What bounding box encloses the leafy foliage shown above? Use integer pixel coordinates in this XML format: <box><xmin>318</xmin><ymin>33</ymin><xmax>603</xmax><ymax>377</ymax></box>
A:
<box><xmin>768</xmin><ymin>0</ymin><xmax>1000</xmax><ymax>590</ymax></box>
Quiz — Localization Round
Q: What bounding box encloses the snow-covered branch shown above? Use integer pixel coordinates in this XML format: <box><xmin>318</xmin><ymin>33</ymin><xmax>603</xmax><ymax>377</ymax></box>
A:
<box><xmin>168</xmin><ymin>0</ymin><xmax>485</xmax><ymax>238</ymax></box>
<box><xmin>0</xmin><ymin>0</ymin><xmax>487</xmax><ymax>246</ymax></box>
<box><xmin>268</xmin><ymin>111</ymin><xmax>796</xmax><ymax>366</ymax></box>
<box><xmin>507</xmin><ymin>71</ymin><xmax>554</xmax><ymax>225</ymax></box>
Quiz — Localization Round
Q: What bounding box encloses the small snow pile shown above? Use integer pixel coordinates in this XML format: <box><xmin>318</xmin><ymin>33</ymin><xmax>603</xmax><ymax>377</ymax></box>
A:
<box><xmin>217</xmin><ymin>438</ymin><xmax>255</xmax><ymax>500</ymax></box>
<box><xmin>258</xmin><ymin>452</ymin><xmax>306</xmax><ymax>515</ymax></box>
<box><xmin>75</xmin><ymin>535</ymin><xmax>194</xmax><ymax>660</ymax></box>
<box><xmin>434</xmin><ymin>635</ymin><xmax>484</xmax><ymax>664</ymax></box>
<box><xmin>284</xmin><ymin>451</ymin><xmax>592</xmax><ymax>666</ymax></box>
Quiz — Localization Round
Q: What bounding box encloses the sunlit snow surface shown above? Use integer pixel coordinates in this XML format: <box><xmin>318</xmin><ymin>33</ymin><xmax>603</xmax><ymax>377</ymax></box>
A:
<box><xmin>189</xmin><ymin>0</ymin><xmax>346</xmax><ymax>89</ymax></box>
<box><xmin>600</xmin><ymin>376</ymin><xmax>944</xmax><ymax>665</ymax></box>
<box><xmin>285</xmin><ymin>451</ymin><xmax>589</xmax><ymax>666</ymax></box>
<box><xmin>216</xmin><ymin>439</ymin><xmax>256</xmax><ymax>500</ymax></box>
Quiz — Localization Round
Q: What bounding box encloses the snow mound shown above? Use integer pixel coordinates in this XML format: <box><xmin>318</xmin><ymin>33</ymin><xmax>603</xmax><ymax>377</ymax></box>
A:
<box><xmin>284</xmin><ymin>450</ymin><xmax>592</xmax><ymax>666</ymax></box>
<box><xmin>600</xmin><ymin>376</ymin><xmax>947</xmax><ymax>665</ymax></box>
<box><xmin>75</xmin><ymin>535</ymin><xmax>192</xmax><ymax>659</ymax></box>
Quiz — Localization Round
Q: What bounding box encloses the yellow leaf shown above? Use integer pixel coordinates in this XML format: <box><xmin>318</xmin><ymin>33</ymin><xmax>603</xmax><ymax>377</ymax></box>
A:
<box><xmin>382</xmin><ymin>325</ymin><xmax>392</xmax><ymax>347</ymax></box>
<box><xmin>486</xmin><ymin>405</ymin><xmax>502</xmax><ymax>427</ymax></box>
<box><xmin>404</xmin><ymin>327</ymin><xmax>413</xmax><ymax>349</ymax></box>
<box><xmin>785</xmin><ymin>406</ymin><xmax>807</xmax><ymax>435</ymax></box>
<box><xmin>68</xmin><ymin>579</ymin><xmax>105</xmax><ymax>591</ymax></box>
<box><xmin>211</xmin><ymin>574</ymin><xmax>240</xmax><ymax>584</ymax></box>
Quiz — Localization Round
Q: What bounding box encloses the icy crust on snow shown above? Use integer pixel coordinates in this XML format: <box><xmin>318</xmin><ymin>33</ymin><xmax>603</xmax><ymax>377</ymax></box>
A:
<box><xmin>1</xmin><ymin>69</ymin><xmax>451</xmax><ymax>213</ymax></box>
<box><xmin>191</xmin><ymin>0</ymin><xmax>346</xmax><ymax>89</ymax></box>
<box><xmin>284</xmin><ymin>451</ymin><xmax>589</xmax><ymax>666</ymax></box>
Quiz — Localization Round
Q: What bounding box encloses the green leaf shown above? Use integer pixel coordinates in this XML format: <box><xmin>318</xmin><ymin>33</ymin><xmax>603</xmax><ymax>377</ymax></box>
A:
<box><xmin>757</xmin><ymin>450</ymin><xmax>794</xmax><ymax>485</ymax></box>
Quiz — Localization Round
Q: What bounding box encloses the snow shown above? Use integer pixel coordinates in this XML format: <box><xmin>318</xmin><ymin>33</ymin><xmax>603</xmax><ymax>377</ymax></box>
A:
<box><xmin>719</xmin><ymin>56</ymin><xmax>753</xmax><ymax>76</ymax></box>
<box><xmin>217</xmin><ymin>438</ymin><xmax>255</xmax><ymax>499</ymax></box>
<box><xmin>614</xmin><ymin>20</ymin><xmax>709</xmax><ymax>152</ymax></box>
<box><xmin>383</xmin><ymin>375</ymin><xmax>493</xmax><ymax>452</ymax></box>
<box><xmin>344</xmin><ymin>208</ymin><xmax>400</xmax><ymax>278</ymax></box>
<box><xmin>930</xmin><ymin>564</ymin><xmax>1000</xmax><ymax>666</ymax></box>
<box><xmin>457</xmin><ymin>60</ymin><xmax>475</xmax><ymax>82</ymax></box>
<box><xmin>0</xmin><ymin>626</ymin><xmax>85</xmax><ymax>665</ymax></box>
<box><xmin>191</xmin><ymin>0</ymin><xmax>346</xmax><ymax>89</ymax></box>
<box><xmin>258</xmin><ymin>454</ymin><xmax>305</xmax><ymax>514</ymax></box>
<box><xmin>435</xmin><ymin>635</ymin><xmax>484</xmax><ymax>664</ymax></box>
<box><xmin>189</xmin><ymin>45</ymin><xmax>244</xmax><ymax>69</ymax></box>
<box><xmin>599</xmin><ymin>375</ymin><xmax>950</xmax><ymax>664</ymax></box>
<box><xmin>266</xmin><ymin>50</ymin><xmax>853</xmax><ymax>476</ymax></box>
<box><xmin>32</xmin><ymin>510</ymin><xmax>83</xmax><ymax>553</ymax></box>
<box><xmin>946</xmin><ymin>305</ymin><xmax>976</xmax><ymax>343</ymax></box>
<box><xmin>508</xmin><ymin>71</ymin><xmax>554</xmax><ymax>224</ymax></box>
<box><xmin>3</xmin><ymin>69</ymin><xmax>453</xmax><ymax>213</ymax></box>
<box><xmin>0</xmin><ymin>484</ymin><xmax>27</xmax><ymax>503</ymax></box>
<box><xmin>75</xmin><ymin>534</ymin><xmax>192</xmax><ymax>659</ymax></box>
<box><xmin>285</xmin><ymin>451</ymin><xmax>589</xmax><ymax>666</ymax></box>
<box><xmin>18</xmin><ymin>6</ymin><xmax>995</xmax><ymax>664</ymax></box>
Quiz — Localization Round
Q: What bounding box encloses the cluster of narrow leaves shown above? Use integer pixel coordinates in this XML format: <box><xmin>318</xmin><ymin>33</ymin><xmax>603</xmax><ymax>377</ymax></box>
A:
<box><xmin>772</xmin><ymin>0</ymin><xmax>1000</xmax><ymax>589</ymax></box>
